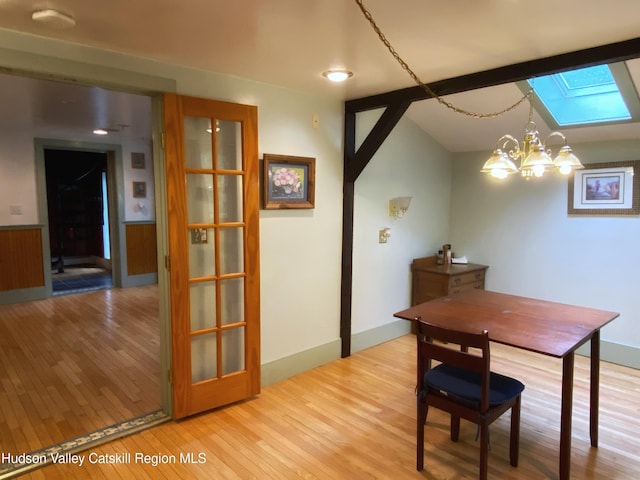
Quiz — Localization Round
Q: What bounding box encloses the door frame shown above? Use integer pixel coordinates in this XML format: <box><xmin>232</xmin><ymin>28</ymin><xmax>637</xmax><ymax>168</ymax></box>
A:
<box><xmin>35</xmin><ymin>139</ymin><xmax>124</xmax><ymax>295</ymax></box>
<box><xmin>2</xmin><ymin>50</ymin><xmax>177</xmax><ymax>416</ymax></box>
<box><xmin>32</xmin><ymin>112</ymin><xmax>172</xmax><ymax>416</ymax></box>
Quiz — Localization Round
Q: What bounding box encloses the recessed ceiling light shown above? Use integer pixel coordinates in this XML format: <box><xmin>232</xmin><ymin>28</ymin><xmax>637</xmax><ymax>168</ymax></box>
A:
<box><xmin>93</xmin><ymin>129</ymin><xmax>109</xmax><ymax>135</ymax></box>
<box><xmin>32</xmin><ymin>9</ymin><xmax>76</xmax><ymax>29</ymax></box>
<box><xmin>322</xmin><ymin>70</ymin><xmax>353</xmax><ymax>83</ymax></box>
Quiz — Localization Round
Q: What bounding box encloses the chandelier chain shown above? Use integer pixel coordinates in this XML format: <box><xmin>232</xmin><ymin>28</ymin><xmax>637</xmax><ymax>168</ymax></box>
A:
<box><xmin>354</xmin><ymin>0</ymin><xmax>530</xmax><ymax>119</ymax></box>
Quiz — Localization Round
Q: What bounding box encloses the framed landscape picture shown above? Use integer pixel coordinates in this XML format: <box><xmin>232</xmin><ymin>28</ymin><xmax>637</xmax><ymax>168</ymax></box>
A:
<box><xmin>568</xmin><ymin>160</ymin><xmax>640</xmax><ymax>216</ymax></box>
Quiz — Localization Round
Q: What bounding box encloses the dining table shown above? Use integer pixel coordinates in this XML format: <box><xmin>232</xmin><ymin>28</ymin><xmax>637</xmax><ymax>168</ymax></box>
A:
<box><xmin>393</xmin><ymin>288</ymin><xmax>619</xmax><ymax>480</ymax></box>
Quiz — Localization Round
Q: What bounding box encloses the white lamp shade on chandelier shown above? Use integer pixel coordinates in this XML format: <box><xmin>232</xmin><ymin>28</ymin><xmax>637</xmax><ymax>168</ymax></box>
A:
<box><xmin>481</xmin><ymin>94</ymin><xmax>584</xmax><ymax>179</ymax></box>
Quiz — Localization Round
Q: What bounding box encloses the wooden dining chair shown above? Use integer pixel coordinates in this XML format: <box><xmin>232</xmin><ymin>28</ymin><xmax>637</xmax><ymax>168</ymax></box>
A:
<box><xmin>415</xmin><ymin>319</ymin><xmax>525</xmax><ymax>480</ymax></box>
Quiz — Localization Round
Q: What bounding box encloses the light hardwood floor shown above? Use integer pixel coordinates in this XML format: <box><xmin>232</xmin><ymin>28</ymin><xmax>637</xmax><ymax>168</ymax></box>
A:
<box><xmin>14</xmin><ymin>333</ymin><xmax>640</xmax><ymax>479</ymax></box>
<box><xmin>0</xmin><ymin>286</ymin><xmax>161</xmax><ymax>457</ymax></box>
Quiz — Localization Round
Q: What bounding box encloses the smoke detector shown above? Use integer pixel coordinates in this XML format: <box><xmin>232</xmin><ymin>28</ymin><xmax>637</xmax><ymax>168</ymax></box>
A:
<box><xmin>32</xmin><ymin>9</ymin><xmax>76</xmax><ymax>29</ymax></box>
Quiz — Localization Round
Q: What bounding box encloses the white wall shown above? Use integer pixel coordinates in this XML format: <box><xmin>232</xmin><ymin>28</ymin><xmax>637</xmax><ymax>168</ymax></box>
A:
<box><xmin>352</xmin><ymin>112</ymin><xmax>452</xmax><ymax>335</ymax></box>
<box><xmin>450</xmin><ymin>139</ymin><xmax>640</xmax><ymax>366</ymax></box>
<box><xmin>0</xmin><ymin>131</ymin><xmax>39</xmax><ymax>225</ymax></box>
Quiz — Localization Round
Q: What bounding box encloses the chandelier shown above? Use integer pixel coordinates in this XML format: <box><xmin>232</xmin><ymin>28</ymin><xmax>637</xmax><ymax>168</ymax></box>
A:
<box><xmin>480</xmin><ymin>92</ymin><xmax>584</xmax><ymax>179</ymax></box>
<box><xmin>354</xmin><ymin>0</ymin><xmax>585</xmax><ymax>180</ymax></box>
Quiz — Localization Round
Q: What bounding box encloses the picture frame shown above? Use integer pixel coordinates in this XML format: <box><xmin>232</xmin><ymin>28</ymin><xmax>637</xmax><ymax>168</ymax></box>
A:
<box><xmin>133</xmin><ymin>181</ymin><xmax>147</xmax><ymax>198</ymax></box>
<box><xmin>131</xmin><ymin>152</ymin><xmax>145</xmax><ymax>169</ymax></box>
<box><xmin>568</xmin><ymin>160</ymin><xmax>640</xmax><ymax>216</ymax></box>
<box><xmin>263</xmin><ymin>154</ymin><xmax>315</xmax><ymax>209</ymax></box>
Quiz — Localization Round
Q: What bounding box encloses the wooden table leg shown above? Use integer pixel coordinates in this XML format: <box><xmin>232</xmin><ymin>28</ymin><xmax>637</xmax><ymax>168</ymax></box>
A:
<box><xmin>560</xmin><ymin>353</ymin><xmax>575</xmax><ymax>480</ymax></box>
<box><xmin>590</xmin><ymin>330</ymin><xmax>600</xmax><ymax>447</ymax></box>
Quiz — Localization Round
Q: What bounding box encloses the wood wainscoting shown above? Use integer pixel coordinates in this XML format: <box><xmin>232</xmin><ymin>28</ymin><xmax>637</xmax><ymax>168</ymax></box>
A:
<box><xmin>0</xmin><ymin>227</ymin><xmax>45</xmax><ymax>291</ymax></box>
<box><xmin>125</xmin><ymin>223</ymin><xmax>158</xmax><ymax>276</ymax></box>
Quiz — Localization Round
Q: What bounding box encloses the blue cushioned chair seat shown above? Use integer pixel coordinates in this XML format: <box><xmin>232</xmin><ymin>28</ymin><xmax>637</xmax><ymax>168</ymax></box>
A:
<box><xmin>424</xmin><ymin>364</ymin><xmax>525</xmax><ymax>407</ymax></box>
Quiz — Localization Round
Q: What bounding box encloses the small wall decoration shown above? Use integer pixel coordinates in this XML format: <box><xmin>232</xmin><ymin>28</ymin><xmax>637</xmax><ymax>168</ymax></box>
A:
<box><xmin>133</xmin><ymin>181</ymin><xmax>147</xmax><ymax>198</ymax></box>
<box><xmin>568</xmin><ymin>160</ymin><xmax>640</xmax><ymax>216</ymax></box>
<box><xmin>131</xmin><ymin>152</ymin><xmax>145</xmax><ymax>169</ymax></box>
<box><xmin>263</xmin><ymin>154</ymin><xmax>315</xmax><ymax>209</ymax></box>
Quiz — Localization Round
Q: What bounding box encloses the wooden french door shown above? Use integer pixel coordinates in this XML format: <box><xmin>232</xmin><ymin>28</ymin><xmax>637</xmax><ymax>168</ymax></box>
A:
<box><xmin>163</xmin><ymin>93</ymin><xmax>260</xmax><ymax>418</ymax></box>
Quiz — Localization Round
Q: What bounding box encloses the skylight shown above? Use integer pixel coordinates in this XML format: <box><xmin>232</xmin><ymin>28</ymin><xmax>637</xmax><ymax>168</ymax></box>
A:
<box><xmin>526</xmin><ymin>64</ymin><xmax>637</xmax><ymax>127</ymax></box>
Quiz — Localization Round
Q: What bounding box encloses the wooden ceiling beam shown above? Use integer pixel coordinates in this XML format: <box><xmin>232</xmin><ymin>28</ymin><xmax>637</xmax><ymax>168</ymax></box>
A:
<box><xmin>346</xmin><ymin>37</ymin><xmax>640</xmax><ymax>113</ymax></box>
<box><xmin>345</xmin><ymin>99</ymin><xmax>412</xmax><ymax>182</ymax></box>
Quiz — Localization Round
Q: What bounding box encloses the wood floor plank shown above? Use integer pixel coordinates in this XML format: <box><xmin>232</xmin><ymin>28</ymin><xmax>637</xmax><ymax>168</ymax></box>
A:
<box><xmin>17</xmin><ymin>334</ymin><xmax>638</xmax><ymax>479</ymax></box>
<box><xmin>0</xmin><ymin>285</ymin><xmax>161</xmax><ymax>457</ymax></box>
<box><xmin>4</xmin><ymin>298</ymin><xmax>640</xmax><ymax>479</ymax></box>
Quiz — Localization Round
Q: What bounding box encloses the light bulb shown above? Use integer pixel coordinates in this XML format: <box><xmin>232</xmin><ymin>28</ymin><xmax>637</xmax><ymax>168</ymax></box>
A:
<box><xmin>322</xmin><ymin>70</ymin><xmax>353</xmax><ymax>82</ymax></box>
<box><xmin>491</xmin><ymin>169</ymin><xmax>509</xmax><ymax>179</ymax></box>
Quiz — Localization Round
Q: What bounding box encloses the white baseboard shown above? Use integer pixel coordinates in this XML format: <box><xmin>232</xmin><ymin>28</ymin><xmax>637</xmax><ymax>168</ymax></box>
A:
<box><xmin>260</xmin><ymin>319</ymin><xmax>412</xmax><ymax>387</ymax></box>
<box><xmin>351</xmin><ymin>319</ymin><xmax>412</xmax><ymax>354</ymax></box>
<box><xmin>261</xmin><ymin>322</ymin><xmax>639</xmax><ymax>389</ymax></box>
<box><xmin>0</xmin><ymin>286</ymin><xmax>46</xmax><ymax>305</ymax></box>
<box><xmin>260</xmin><ymin>339</ymin><xmax>341</xmax><ymax>387</ymax></box>
<box><xmin>122</xmin><ymin>272</ymin><xmax>157</xmax><ymax>288</ymax></box>
<box><xmin>577</xmin><ymin>340</ymin><xmax>640</xmax><ymax>370</ymax></box>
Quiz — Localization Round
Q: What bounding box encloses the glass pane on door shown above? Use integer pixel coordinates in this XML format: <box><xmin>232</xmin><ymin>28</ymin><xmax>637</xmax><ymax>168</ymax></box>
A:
<box><xmin>186</xmin><ymin>174</ymin><xmax>214</xmax><ymax>224</ymax></box>
<box><xmin>190</xmin><ymin>281</ymin><xmax>216</xmax><ymax>331</ymax></box>
<box><xmin>218</xmin><ymin>174</ymin><xmax>243</xmax><ymax>222</ymax></box>
<box><xmin>219</xmin><ymin>227</ymin><xmax>244</xmax><ymax>275</ymax></box>
<box><xmin>191</xmin><ymin>332</ymin><xmax>217</xmax><ymax>383</ymax></box>
<box><xmin>188</xmin><ymin>228</ymin><xmax>215</xmax><ymax>278</ymax></box>
<box><xmin>184</xmin><ymin>116</ymin><xmax>213</xmax><ymax>169</ymax></box>
<box><xmin>220</xmin><ymin>277</ymin><xmax>244</xmax><ymax>326</ymax></box>
<box><xmin>217</xmin><ymin>120</ymin><xmax>242</xmax><ymax>170</ymax></box>
<box><xmin>222</xmin><ymin>327</ymin><xmax>245</xmax><ymax>375</ymax></box>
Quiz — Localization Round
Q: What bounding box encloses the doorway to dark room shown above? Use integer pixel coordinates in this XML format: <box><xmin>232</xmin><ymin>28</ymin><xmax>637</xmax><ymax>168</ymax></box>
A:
<box><xmin>44</xmin><ymin>148</ymin><xmax>113</xmax><ymax>295</ymax></box>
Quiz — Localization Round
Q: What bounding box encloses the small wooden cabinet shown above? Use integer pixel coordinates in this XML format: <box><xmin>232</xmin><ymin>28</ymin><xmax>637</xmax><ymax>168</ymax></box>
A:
<box><xmin>411</xmin><ymin>256</ymin><xmax>488</xmax><ymax>306</ymax></box>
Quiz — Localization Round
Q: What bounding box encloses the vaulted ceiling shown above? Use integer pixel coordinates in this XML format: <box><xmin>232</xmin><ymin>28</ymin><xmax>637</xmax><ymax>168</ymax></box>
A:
<box><xmin>1</xmin><ymin>0</ymin><xmax>639</xmax><ymax>152</ymax></box>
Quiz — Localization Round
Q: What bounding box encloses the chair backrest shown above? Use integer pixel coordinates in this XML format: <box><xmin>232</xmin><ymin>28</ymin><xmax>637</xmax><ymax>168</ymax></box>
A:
<box><xmin>416</xmin><ymin>319</ymin><xmax>491</xmax><ymax>411</ymax></box>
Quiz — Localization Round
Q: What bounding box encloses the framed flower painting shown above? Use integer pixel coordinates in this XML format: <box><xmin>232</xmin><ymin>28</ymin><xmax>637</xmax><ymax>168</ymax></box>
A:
<box><xmin>263</xmin><ymin>154</ymin><xmax>315</xmax><ymax>209</ymax></box>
